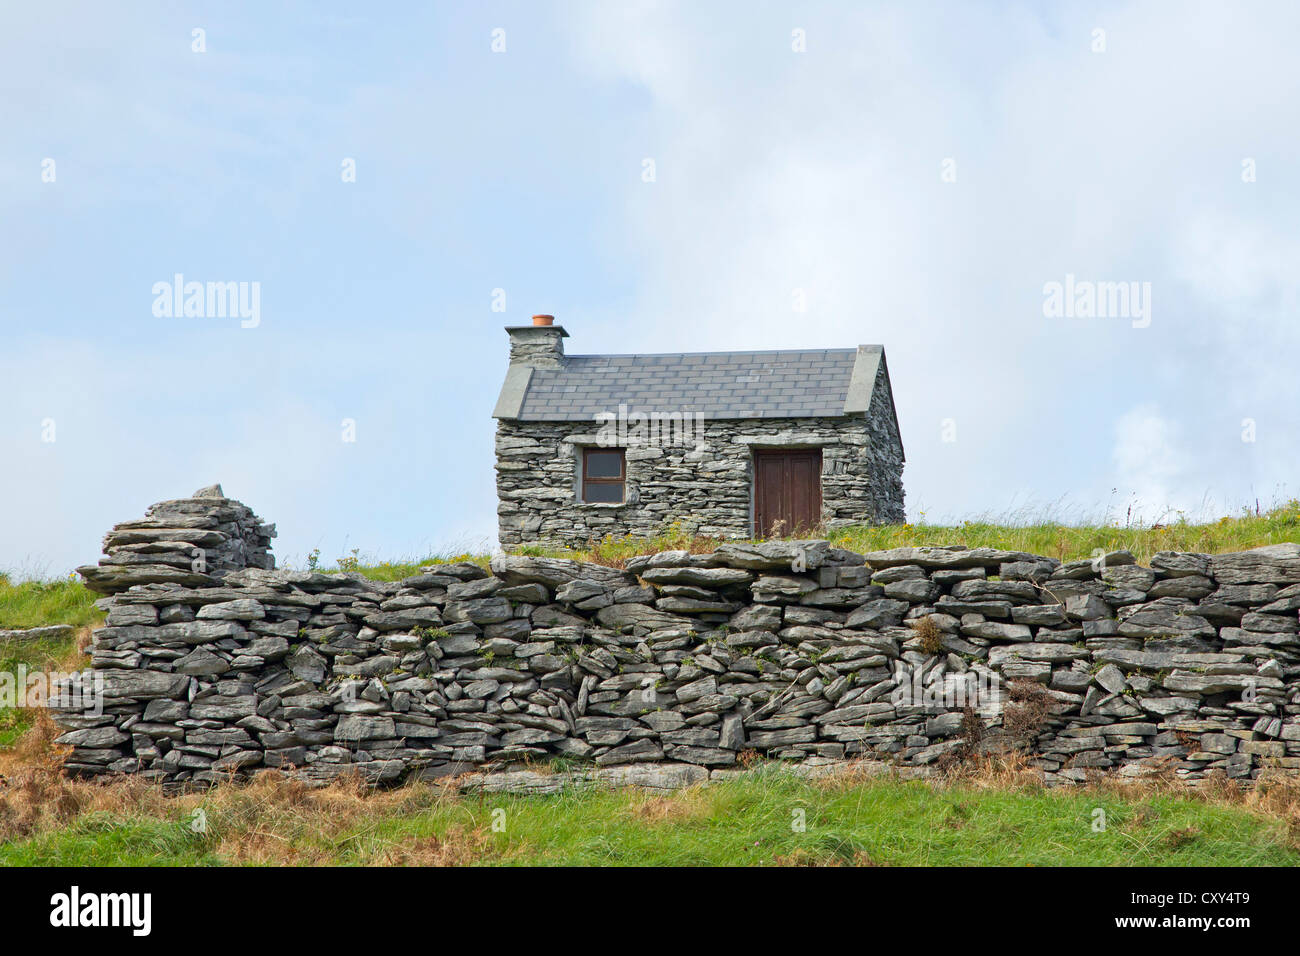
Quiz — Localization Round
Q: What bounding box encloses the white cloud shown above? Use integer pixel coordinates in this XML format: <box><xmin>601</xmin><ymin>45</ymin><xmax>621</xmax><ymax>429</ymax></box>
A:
<box><xmin>1111</xmin><ymin>404</ymin><xmax>1191</xmax><ymax>524</ymax></box>
<box><xmin>565</xmin><ymin>0</ymin><xmax>1300</xmax><ymax>525</ymax></box>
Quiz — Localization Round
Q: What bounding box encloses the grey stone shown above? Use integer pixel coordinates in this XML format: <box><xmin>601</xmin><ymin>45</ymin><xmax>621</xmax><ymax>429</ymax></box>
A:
<box><xmin>56</xmin><ymin>726</ymin><xmax>129</xmax><ymax>748</ymax></box>
<box><xmin>100</xmin><ymin>670</ymin><xmax>190</xmax><ymax>700</ymax></box>
<box><xmin>1065</xmin><ymin>593</ymin><xmax>1111</xmax><ymax>622</ymax></box>
<box><xmin>863</xmin><ymin>547</ymin><xmax>1042</xmax><ymax>570</ymax></box>
<box><xmin>196</xmin><ymin>599</ymin><xmax>266</xmax><ymax>621</ymax></box>
<box><xmin>1210</xmin><ymin>545</ymin><xmax>1300</xmax><ymax>585</ymax></box>
<box><xmin>641</xmin><ymin>566</ymin><xmax>754</xmax><ymax>587</ymax></box>
<box><xmin>846</xmin><ymin>599</ymin><xmax>910</xmax><ymax>628</ymax></box>
<box><xmin>1094</xmin><ymin>663</ymin><xmax>1128</xmax><ymax>695</ymax></box>
<box><xmin>287</xmin><ymin>646</ymin><xmax>328</xmax><ymax>683</ymax></box>
<box><xmin>490</xmin><ymin>555</ymin><xmax>633</xmax><ymax>589</ymax></box>
<box><xmin>1151</xmin><ymin>551</ymin><xmax>1210</xmax><ymax>577</ymax></box>
<box><xmin>0</xmin><ymin>624</ymin><xmax>76</xmax><ymax>643</ymax></box>
<box><xmin>335</xmin><ymin>716</ymin><xmax>397</xmax><ymax>741</ymax></box>
<box><xmin>714</xmin><ymin>540</ymin><xmax>830</xmax><ymax>572</ymax></box>
<box><xmin>175</xmin><ymin>648</ymin><xmax>230</xmax><ymax>676</ymax></box>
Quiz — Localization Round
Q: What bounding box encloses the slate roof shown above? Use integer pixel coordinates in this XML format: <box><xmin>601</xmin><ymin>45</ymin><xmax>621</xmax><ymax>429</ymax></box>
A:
<box><xmin>497</xmin><ymin>346</ymin><xmax>892</xmax><ymax>423</ymax></box>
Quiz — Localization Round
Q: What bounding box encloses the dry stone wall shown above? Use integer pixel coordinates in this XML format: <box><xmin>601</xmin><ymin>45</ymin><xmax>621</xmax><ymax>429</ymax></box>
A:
<box><xmin>61</xmin><ymin>493</ymin><xmax>1300</xmax><ymax>788</ymax></box>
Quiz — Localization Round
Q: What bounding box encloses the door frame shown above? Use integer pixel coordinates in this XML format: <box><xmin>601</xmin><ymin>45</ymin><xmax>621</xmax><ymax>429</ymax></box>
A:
<box><xmin>750</xmin><ymin>446</ymin><xmax>824</xmax><ymax>538</ymax></box>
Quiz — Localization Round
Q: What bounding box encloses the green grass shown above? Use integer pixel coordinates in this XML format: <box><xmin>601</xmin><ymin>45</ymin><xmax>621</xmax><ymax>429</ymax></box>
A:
<box><xmin>1</xmin><ymin>768</ymin><xmax>1295</xmax><ymax>866</ymax></box>
<box><xmin>0</xmin><ymin>572</ymin><xmax>93</xmax><ymax>747</ymax></box>
<box><xmin>348</xmin><ymin>499</ymin><xmax>1300</xmax><ymax>574</ymax></box>
<box><xmin>828</xmin><ymin>501</ymin><xmax>1300</xmax><ymax>565</ymax></box>
<box><xmin>0</xmin><ymin>814</ymin><xmax>220</xmax><ymax>867</ymax></box>
<box><xmin>297</xmin><ymin>547</ymin><xmax>491</xmax><ymax>581</ymax></box>
<box><xmin>326</xmin><ymin>554</ymin><xmax>491</xmax><ymax>582</ymax></box>
<box><xmin>338</xmin><ymin>773</ymin><xmax>1297</xmax><ymax>867</ymax></box>
<box><xmin>0</xmin><ymin>573</ymin><xmax>102</xmax><ymax>631</ymax></box>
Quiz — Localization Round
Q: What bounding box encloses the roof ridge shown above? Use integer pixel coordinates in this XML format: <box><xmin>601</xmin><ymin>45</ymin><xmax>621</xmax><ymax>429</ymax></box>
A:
<box><xmin>562</xmin><ymin>346</ymin><xmax>866</xmax><ymax>360</ymax></box>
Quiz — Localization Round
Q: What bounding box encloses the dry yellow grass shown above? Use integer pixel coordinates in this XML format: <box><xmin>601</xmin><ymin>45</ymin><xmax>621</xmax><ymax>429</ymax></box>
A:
<box><xmin>371</xmin><ymin>825</ymin><xmax>496</xmax><ymax>866</ymax></box>
<box><xmin>624</xmin><ymin>789</ymin><xmax>711</xmax><ymax>824</ymax></box>
<box><xmin>0</xmin><ymin>711</ymin><xmax>166</xmax><ymax>844</ymax></box>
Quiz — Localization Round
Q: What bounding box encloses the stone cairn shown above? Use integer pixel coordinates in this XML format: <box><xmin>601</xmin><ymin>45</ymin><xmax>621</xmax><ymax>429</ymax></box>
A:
<box><xmin>76</xmin><ymin>484</ymin><xmax>275</xmax><ymax>594</ymax></box>
<box><xmin>57</xmin><ymin>492</ymin><xmax>1300</xmax><ymax>790</ymax></box>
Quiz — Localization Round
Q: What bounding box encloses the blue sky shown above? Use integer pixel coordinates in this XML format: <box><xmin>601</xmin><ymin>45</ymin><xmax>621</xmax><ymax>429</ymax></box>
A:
<box><xmin>3</xmin><ymin>1</ymin><xmax>1299</xmax><ymax>575</ymax></box>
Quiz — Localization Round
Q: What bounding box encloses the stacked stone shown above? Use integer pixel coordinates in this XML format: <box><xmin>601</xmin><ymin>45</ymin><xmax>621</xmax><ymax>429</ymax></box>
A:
<box><xmin>60</xmin><ymin>527</ymin><xmax>1300</xmax><ymax>788</ymax></box>
<box><xmin>76</xmin><ymin>485</ymin><xmax>275</xmax><ymax>595</ymax></box>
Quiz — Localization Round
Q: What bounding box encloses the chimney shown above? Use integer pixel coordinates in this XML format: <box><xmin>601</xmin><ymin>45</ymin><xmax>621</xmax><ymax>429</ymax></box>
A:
<box><xmin>505</xmin><ymin>315</ymin><xmax>568</xmax><ymax>369</ymax></box>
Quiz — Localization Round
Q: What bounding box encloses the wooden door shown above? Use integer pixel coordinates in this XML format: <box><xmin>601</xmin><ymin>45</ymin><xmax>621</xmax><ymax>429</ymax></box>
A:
<box><xmin>753</xmin><ymin>449</ymin><xmax>823</xmax><ymax>537</ymax></box>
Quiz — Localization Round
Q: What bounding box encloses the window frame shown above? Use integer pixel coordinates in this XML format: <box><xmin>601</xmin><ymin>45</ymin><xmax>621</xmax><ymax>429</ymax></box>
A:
<box><xmin>581</xmin><ymin>447</ymin><xmax>626</xmax><ymax>504</ymax></box>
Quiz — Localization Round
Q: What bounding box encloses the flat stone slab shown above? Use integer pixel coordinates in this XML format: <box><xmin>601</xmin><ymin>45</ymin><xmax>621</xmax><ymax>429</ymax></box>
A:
<box><xmin>0</xmin><ymin>624</ymin><xmax>75</xmax><ymax>642</ymax></box>
<box><xmin>452</xmin><ymin>761</ymin><xmax>710</xmax><ymax>794</ymax></box>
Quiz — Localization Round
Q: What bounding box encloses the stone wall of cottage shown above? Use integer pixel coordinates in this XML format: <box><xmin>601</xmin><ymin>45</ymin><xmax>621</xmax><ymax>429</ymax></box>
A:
<box><xmin>58</xmin><ymin>492</ymin><xmax>1300</xmax><ymax>790</ymax></box>
<box><xmin>495</xmin><ymin>415</ymin><xmax>905</xmax><ymax>549</ymax></box>
<box><xmin>861</xmin><ymin>361</ymin><xmax>905</xmax><ymax>524</ymax></box>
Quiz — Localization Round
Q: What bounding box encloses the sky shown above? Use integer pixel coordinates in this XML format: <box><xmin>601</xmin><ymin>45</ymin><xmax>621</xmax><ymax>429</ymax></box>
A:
<box><xmin>2</xmin><ymin>0</ymin><xmax>1298</xmax><ymax>576</ymax></box>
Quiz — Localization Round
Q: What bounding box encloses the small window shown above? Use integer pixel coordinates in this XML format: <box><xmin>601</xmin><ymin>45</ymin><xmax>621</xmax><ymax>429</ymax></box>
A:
<box><xmin>582</xmin><ymin>448</ymin><xmax>625</xmax><ymax>503</ymax></box>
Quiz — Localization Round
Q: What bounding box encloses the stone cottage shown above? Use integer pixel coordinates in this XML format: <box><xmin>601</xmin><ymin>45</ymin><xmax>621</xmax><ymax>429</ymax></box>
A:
<box><xmin>493</xmin><ymin>316</ymin><xmax>905</xmax><ymax>548</ymax></box>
